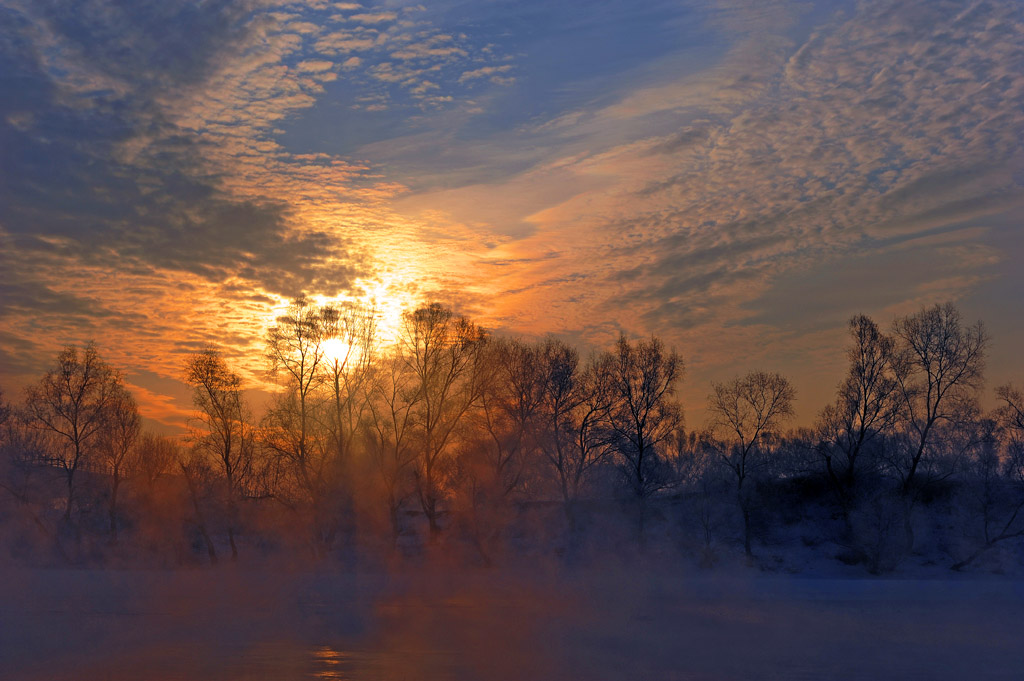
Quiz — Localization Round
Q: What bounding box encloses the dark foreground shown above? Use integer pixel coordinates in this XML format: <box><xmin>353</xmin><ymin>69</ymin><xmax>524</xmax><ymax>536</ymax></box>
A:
<box><xmin>2</xmin><ymin>565</ymin><xmax>1023</xmax><ymax>680</ymax></box>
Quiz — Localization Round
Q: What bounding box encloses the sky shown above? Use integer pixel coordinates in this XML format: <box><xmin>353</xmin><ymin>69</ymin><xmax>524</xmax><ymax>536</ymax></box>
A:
<box><xmin>1</xmin><ymin>0</ymin><xmax>1023</xmax><ymax>432</ymax></box>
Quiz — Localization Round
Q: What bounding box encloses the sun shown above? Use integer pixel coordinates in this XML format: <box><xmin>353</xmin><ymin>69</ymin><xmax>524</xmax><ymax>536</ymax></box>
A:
<box><xmin>263</xmin><ymin>274</ymin><xmax>422</xmax><ymax>368</ymax></box>
<box><xmin>321</xmin><ymin>337</ymin><xmax>354</xmax><ymax>366</ymax></box>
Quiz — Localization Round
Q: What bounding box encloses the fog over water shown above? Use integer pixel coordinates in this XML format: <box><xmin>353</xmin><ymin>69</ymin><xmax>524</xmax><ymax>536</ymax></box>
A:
<box><xmin>3</xmin><ymin>564</ymin><xmax>1023</xmax><ymax>681</ymax></box>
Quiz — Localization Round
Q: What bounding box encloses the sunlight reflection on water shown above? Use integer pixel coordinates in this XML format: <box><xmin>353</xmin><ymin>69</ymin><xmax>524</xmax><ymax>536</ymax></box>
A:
<box><xmin>4</xmin><ymin>571</ymin><xmax>1024</xmax><ymax>681</ymax></box>
<box><xmin>310</xmin><ymin>645</ymin><xmax>351</xmax><ymax>679</ymax></box>
<box><xmin>236</xmin><ymin>643</ymin><xmax>462</xmax><ymax>681</ymax></box>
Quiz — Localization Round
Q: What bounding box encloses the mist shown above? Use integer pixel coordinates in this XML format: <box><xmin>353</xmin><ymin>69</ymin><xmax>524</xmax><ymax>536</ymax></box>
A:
<box><xmin>2</xmin><ymin>301</ymin><xmax>1024</xmax><ymax>679</ymax></box>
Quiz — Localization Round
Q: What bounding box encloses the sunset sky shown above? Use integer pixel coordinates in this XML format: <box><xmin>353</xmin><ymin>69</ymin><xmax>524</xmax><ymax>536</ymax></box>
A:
<box><xmin>1</xmin><ymin>0</ymin><xmax>1022</xmax><ymax>431</ymax></box>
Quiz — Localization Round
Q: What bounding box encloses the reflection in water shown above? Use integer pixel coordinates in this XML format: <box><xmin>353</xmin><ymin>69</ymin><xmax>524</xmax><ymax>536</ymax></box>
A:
<box><xmin>311</xmin><ymin>646</ymin><xmax>349</xmax><ymax>679</ymax></box>
<box><xmin>3</xmin><ymin>570</ymin><xmax>1024</xmax><ymax>681</ymax></box>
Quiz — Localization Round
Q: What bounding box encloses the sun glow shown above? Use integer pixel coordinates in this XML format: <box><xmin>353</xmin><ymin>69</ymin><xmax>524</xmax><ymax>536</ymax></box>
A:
<box><xmin>265</xmin><ymin>274</ymin><xmax>421</xmax><ymax>365</ymax></box>
<box><xmin>326</xmin><ymin>275</ymin><xmax>421</xmax><ymax>349</ymax></box>
<box><xmin>321</xmin><ymin>337</ymin><xmax>354</xmax><ymax>366</ymax></box>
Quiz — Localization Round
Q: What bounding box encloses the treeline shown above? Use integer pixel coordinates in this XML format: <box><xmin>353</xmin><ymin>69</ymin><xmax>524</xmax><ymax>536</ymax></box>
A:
<box><xmin>1</xmin><ymin>301</ymin><xmax>1022</xmax><ymax>573</ymax></box>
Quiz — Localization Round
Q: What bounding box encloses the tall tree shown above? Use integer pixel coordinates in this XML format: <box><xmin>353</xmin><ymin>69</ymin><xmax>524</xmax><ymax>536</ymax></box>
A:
<box><xmin>995</xmin><ymin>384</ymin><xmax>1024</xmax><ymax>442</ymax></box>
<box><xmin>708</xmin><ymin>370</ymin><xmax>795</xmax><ymax>558</ymax></box>
<box><xmin>366</xmin><ymin>352</ymin><xmax>419</xmax><ymax>544</ymax></box>
<box><xmin>185</xmin><ymin>348</ymin><xmax>255</xmax><ymax>561</ymax></box>
<box><xmin>23</xmin><ymin>343</ymin><xmax>124</xmax><ymax>522</ymax></box>
<box><xmin>535</xmin><ymin>339</ymin><xmax>613</xmax><ymax>532</ymax></box>
<box><xmin>0</xmin><ymin>388</ymin><xmax>9</xmax><ymax>431</ymax></box>
<box><xmin>598</xmin><ymin>334</ymin><xmax>683</xmax><ymax>547</ymax></box>
<box><xmin>474</xmin><ymin>338</ymin><xmax>543</xmax><ymax>500</ymax></box>
<box><xmin>950</xmin><ymin>391</ymin><xmax>1024</xmax><ymax>571</ymax></box>
<box><xmin>320</xmin><ymin>301</ymin><xmax>377</xmax><ymax>465</ymax></box>
<box><xmin>890</xmin><ymin>303</ymin><xmax>988</xmax><ymax>493</ymax></box>
<box><xmin>399</xmin><ymin>303</ymin><xmax>488</xmax><ymax>537</ymax></box>
<box><xmin>264</xmin><ymin>297</ymin><xmax>346</xmax><ymax>556</ymax></box>
<box><xmin>97</xmin><ymin>383</ymin><xmax>140</xmax><ymax>544</ymax></box>
<box><xmin>817</xmin><ymin>315</ymin><xmax>899</xmax><ymax>508</ymax></box>
<box><xmin>265</xmin><ymin>296</ymin><xmax>327</xmax><ymax>476</ymax></box>
<box><xmin>600</xmin><ymin>335</ymin><xmax>683</xmax><ymax>502</ymax></box>
<box><xmin>178</xmin><ymin>448</ymin><xmax>220</xmax><ymax>565</ymax></box>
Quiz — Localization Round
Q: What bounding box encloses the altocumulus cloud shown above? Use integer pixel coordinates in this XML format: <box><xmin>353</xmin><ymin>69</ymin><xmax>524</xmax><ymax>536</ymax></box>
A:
<box><xmin>0</xmin><ymin>0</ymin><xmax>515</xmax><ymax>425</ymax></box>
<box><xmin>374</xmin><ymin>0</ymin><xmax>1023</xmax><ymax>418</ymax></box>
<box><xmin>1</xmin><ymin>0</ymin><xmax>1022</xmax><ymax>429</ymax></box>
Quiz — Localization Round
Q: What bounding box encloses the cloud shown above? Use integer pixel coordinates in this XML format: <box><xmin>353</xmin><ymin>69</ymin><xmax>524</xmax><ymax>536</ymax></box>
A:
<box><xmin>369</xmin><ymin>0</ymin><xmax>1022</xmax><ymax>423</ymax></box>
<box><xmin>1</xmin><ymin>0</ymin><xmax>1021</xmax><ymax>430</ymax></box>
<box><xmin>458</xmin><ymin>65</ymin><xmax>514</xmax><ymax>84</ymax></box>
<box><xmin>297</xmin><ymin>59</ymin><xmax>334</xmax><ymax>72</ymax></box>
<box><xmin>348</xmin><ymin>12</ymin><xmax>397</xmax><ymax>24</ymax></box>
<box><xmin>0</xmin><ymin>0</ymin><xmax>517</xmax><ymax>416</ymax></box>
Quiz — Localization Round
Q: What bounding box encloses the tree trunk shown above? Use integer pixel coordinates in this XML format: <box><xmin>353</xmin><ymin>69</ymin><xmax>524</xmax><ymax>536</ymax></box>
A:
<box><xmin>201</xmin><ymin>525</ymin><xmax>218</xmax><ymax>565</ymax></box>
<box><xmin>108</xmin><ymin>479</ymin><xmax>120</xmax><ymax>545</ymax></box>
<box><xmin>742</xmin><ymin>502</ymin><xmax>753</xmax><ymax>559</ymax></box>
<box><xmin>636</xmin><ymin>497</ymin><xmax>648</xmax><ymax>552</ymax></box>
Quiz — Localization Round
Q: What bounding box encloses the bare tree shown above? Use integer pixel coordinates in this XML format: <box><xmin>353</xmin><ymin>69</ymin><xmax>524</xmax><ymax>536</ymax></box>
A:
<box><xmin>817</xmin><ymin>315</ymin><xmax>899</xmax><ymax>510</ymax></box>
<box><xmin>673</xmin><ymin>428</ymin><xmax>730</xmax><ymax>567</ymax></box>
<box><xmin>399</xmin><ymin>303</ymin><xmax>488</xmax><ymax>538</ymax></box>
<box><xmin>97</xmin><ymin>384</ymin><xmax>140</xmax><ymax>544</ymax></box>
<box><xmin>890</xmin><ymin>303</ymin><xmax>988</xmax><ymax>493</ymax></box>
<box><xmin>320</xmin><ymin>301</ymin><xmax>377</xmax><ymax>465</ymax></box>
<box><xmin>127</xmin><ymin>433</ymin><xmax>183</xmax><ymax>562</ymax></box>
<box><xmin>23</xmin><ymin>344</ymin><xmax>124</xmax><ymax>523</ymax></box>
<box><xmin>996</xmin><ymin>384</ymin><xmax>1024</xmax><ymax>436</ymax></box>
<box><xmin>0</xmin><ymin>388</ymin><xmax>9</xmax><ymax>431</ymax></box>
<box><xmin>365</xmin><ymin>352</ymin><xmax>419</xmax><ymax>545</ymax></box>
<box><xmin>134</xmin><ymin>432</ymin><xmax>178</xmax><ymax>491</ymax></box>
<box><xmin>708</xmin><ymin>370</ymin><xmax>795</xmax><ymax>558</ymax></box>
<box><xmin>0</xmin><ymin>390</ymin><xmax>61</xmax><ymax>557</ymax></box>
<box><xmin>597</xmin><ymin>334</ymin><xmax>683</xmax><ymax>547</ymax></box>
<box><xmin>453</xmin><ymin>338</ymin><xmax>546</xmax><ymax>562</ymax></box>
<box><xmin>178</xmin><ymin>449</ymin><xmax>219</xmax><ymax>565</ymax></box>
<box><xmin>536</xmin><ymin>339</ymin><xmax>614</xmax><ymax>530</ymax></box>
<box><xmin>260</xmin><ymin>390</ymin><xmax>339</xmax><ymax>557</ymax></box>
<box><xmin>185</xmin><ymin>348</ymin><xmax>256</xmax><ymax>560</ymax></box>
<box><xmin>266</xmin><ymin>297</ymin><xmax>327</xmax><ymax>476</ymax></box>
<box><xmin>951</xmin><ymin>384</ymin><xmax>1024</xmax><ymax>570</ymax></box>
<box><xmin>264</xmin><ymin>297</ymin><xmax>352</xmax><ymax>557</ymax></box>
<box><xmin>473</xmin><ymin>338</ymin><xmax>543</xmax><ymax>500</ymax></box>
<box><xmin>600</xmin><ymin>335</ymin><xmax>684</xmax><ymax>501</ymax></box>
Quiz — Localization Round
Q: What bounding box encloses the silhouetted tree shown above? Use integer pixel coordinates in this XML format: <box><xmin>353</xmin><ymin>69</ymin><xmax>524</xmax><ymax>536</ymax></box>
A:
<box><xmin>536</xmin><ymin>339</ymin><xmax>613</xmax><ymax>531</ymax></box>
<box><xmin>457</xmin><ymin>338</ymin><xmax>544</xmax><ymax>562</ymax></box>
<box><xmin>601</xmin><ymin>335</ymin><xmax>683</xmax><ymax>499</ymax></box>
<box><xmin>131</xmin><ymin>433</ymin><xmax>183</xmax><ymax>561</ymax></box>
<box><xmin>365</xmin><ymin>351</ymin><xmax>419</xmax><ymax>545</ymax></box>
<box><xmin>817</xmin><ymin>314</ymin><xmax>899</xmax><ymax>512</ymax></box>
<box><xmin>890</xmin><ymin>303</ymin><xmax>988</xmax><ymax>493</ymax></box>
<box><xmin>0</xmin><ymin>388</ymin><xmax>9</xmax><ymax>431</ymax></box>
<box><xmin>673</xmin><ymin>428</ymin><xmax>729</xmax><ymax>567</ymax></box>
<box><xmin>474</xmin><ymin>338</ymin><xmax>543</xmax><ymax>499</ymax></box>
<box><xmin>134</xmin><ymin>432</ymin><xmax>177</xmax><ymax>490</ymax></box>
<box><xmin>265</xmin><ymin>297</ymin><xmax>327</xmax><ymax>472</ymax></box>
<box><xmin>97</xmin><ymin>383</ymin><xmax>140</xmax><ymax>544</ymax></box>
<box><xmin>185</xmin><ymin>348</ymin><xmax>256</xmax><ymax>560</ymax></box>
<box><xmin>709</xmin><ymin>370</ymin><xmax>795</xmax><ymax>558</ymax></box>
<box><xmin>599</xmin><ymin>334</ymin><xmax>683</xmax><ymax>546</ymax></box>
<box><xmin>951</xmin><ymin>385</ymin><xmax>1024</xmax><ymax>570</ymax></box>
<box><xmin>178</xmin><ymin>448</ymin><xmax>219</xmax><ymax>565</ymax></box>
<box><xmin>996</xmin><ymin>384</ymin><xmax>1024</xmax><ymax>437</ymax></box>
<box><xmin>264</xmin><ymin>298</ymin><xmax>354</xmax><ymax>557</ymax></box>
<box><xmin>320</xmin><ymin>301</ymin><xmax>377</xmax><ymax>465</ymax></box>
<box><xmin>23</xmin><ymin>343</ymin><xmax>125</xmax><ymax>523</ymax></box>
<box><xmin>399</xmin><ymin>303</ymin><xmax>488</xmax><ymax>538</ymax></box>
